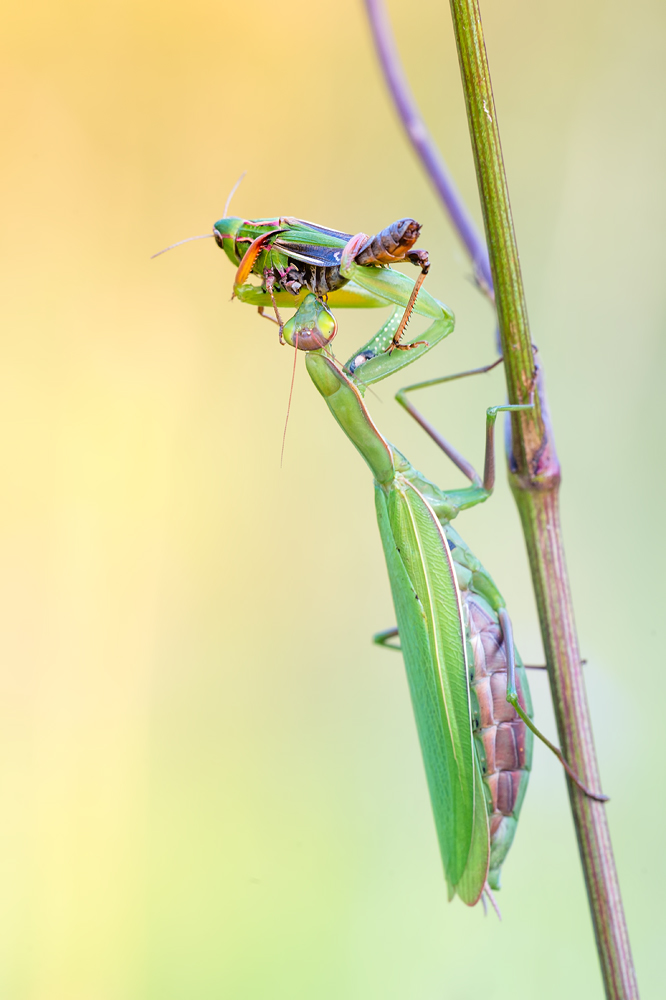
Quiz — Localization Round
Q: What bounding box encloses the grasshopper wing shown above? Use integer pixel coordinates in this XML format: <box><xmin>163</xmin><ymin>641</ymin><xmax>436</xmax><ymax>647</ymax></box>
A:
<box><xmin>272</xmin><ymin>239</ymin><xmax>347</xmax><ymax>268</ymax></box>
<box><xmin>272</xmin><ymin>219</ymin><xmax>352</xmax><ymax>267</ymax></box>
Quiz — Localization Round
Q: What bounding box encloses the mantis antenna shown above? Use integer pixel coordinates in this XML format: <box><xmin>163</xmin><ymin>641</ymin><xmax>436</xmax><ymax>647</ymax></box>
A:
<box><xmin>280</xmin><ymin>338</ymin><xmax>299</xmax><ymax>468</ymax></box>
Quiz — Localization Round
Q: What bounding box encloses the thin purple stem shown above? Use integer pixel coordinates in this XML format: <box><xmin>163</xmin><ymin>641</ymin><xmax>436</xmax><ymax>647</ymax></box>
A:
<box><xmin>363</xmin><ymin>0</ymin><xmax>493</xmax><ymax>296</ymax></box>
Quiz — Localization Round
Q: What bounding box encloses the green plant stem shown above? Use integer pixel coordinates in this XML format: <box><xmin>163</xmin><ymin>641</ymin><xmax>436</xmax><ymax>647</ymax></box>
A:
<box><xmin>447</xmin><ymin>2</ymin><xmax>638</xmax><ymax>996</ymax></box>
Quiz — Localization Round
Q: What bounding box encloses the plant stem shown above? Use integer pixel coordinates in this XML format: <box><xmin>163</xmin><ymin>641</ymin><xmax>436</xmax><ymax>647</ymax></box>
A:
<box><xmin>447</xmin><ymin>4</ymin><xmax>637</xmax><ymax>994</ymax></box>
<box><xmin>364</xmin><ymin>1</ymin><xmax>638</xmax><ymax>995</ymax></box>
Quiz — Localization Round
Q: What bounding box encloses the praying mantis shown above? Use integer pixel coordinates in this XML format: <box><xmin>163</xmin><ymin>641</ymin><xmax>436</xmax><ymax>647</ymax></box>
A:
<box><xmin>166</xmin><ymin>209</ymin><xmax>606</xmax><ymax>907</ymax></box>
<box><xmin>300</xmin><ymin>294</ymin><xmax>606</xmax><ymax>909</ymax></box>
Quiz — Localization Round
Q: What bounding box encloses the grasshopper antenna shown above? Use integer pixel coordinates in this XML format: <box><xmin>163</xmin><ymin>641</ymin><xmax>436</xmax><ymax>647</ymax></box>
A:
<box><xmin>223</xmin><ymin>170</ymin><xmax>247</xmax><ymax>219</ymax></box>
<box><xmin>151</xmin><ymin>170</ymin><xmax>247</xmax><ymax>259</ymax></box>
<box><xmin>151</xmin><ymin>233</ymin><xmax>213</xmax><ymax>258</ymax></box>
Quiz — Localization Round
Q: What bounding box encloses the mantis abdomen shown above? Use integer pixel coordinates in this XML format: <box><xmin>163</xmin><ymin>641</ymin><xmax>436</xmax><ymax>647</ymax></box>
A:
<box><xmin>449</xmin><ymin>528</ymin><xmax>534</xmax><ymax>890</ymax></box>
<box><xmin>465</xmin><ymin>592</ymin><xmax>533</xmax><ymax>888</ymax></box>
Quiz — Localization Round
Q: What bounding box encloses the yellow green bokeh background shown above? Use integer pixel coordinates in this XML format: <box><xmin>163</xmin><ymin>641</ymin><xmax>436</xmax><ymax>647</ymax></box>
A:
<box><xmin>2</xmin><ymin>1</ymin><xmax>664</xmax><ymax>996</ymax></box>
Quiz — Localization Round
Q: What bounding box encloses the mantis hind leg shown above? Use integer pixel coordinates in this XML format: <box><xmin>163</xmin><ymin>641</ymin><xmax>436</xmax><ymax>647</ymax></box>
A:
<box><xmin>395</xmin><ymin>358</ymin><xmax>534</xmax><ymax>493</ymax></box>
<box><xmin>497</xmin><ymin>608</ymin><xmax>608</xmax><ymax>802</ymax></box>
<box><xmin>371</xmin><ymin>626</ymin><xmax>581</xmax><ymax>669</ymax></box>
<box><xmin>373</xmin><ymin>627</ymin><xmax>401</xmax><ymax>651</ymax></box>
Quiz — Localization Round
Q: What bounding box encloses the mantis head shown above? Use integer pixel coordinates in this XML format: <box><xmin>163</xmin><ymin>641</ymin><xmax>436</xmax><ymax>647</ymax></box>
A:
<box><xmin>283</xmin><ymin>294</ymin><xmax>338</xmax><ymax>351</ymax></box>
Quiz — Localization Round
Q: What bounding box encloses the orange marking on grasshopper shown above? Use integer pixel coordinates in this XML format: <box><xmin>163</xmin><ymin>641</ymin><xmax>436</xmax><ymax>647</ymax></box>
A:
<box><xmin>233</xmin><ymin>228</ymin><xmax>284</xmax><ymax>293</ymax></box>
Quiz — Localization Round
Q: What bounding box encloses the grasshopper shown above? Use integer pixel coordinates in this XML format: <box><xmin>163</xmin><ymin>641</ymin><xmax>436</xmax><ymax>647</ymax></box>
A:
<box><xmin>213</xmin><ymin>215</ymin><xmax>452</xmax><ymax>363</ymax></box>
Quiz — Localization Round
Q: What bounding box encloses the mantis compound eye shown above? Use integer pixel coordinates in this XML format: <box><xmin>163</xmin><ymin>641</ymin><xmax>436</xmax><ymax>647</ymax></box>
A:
<box><xmin>283</xmin><ymin>294</ymin><xmax>338</xmax><ymax>352</ymax></box>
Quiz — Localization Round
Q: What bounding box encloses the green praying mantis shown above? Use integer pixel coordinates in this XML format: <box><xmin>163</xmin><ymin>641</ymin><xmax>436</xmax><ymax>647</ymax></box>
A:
<box><xmin>163</xmin><ymin>209</ymin><xmax>606</xmax><ymax>908</ymax></box>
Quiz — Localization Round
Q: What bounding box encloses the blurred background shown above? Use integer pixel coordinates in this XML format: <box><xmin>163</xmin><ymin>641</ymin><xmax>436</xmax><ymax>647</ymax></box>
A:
<box><xmin>1</xmin><ymin>1</ymin><xmax>664</xmax><ymax>996</ymax></box>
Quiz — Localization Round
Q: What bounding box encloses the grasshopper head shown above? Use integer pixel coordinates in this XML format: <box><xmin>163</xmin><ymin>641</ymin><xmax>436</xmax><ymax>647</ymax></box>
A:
<box><xmin>213</xmin><ymin>216</ymin><xmax>245</xmax><ymax>266</ymax></box>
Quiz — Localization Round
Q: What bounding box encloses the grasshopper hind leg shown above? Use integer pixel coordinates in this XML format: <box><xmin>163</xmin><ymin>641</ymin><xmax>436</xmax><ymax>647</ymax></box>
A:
<box><xmin>263</xmin><ymin>270</ymin><xmax>286</xmax><ymax>344</ymax></box>
<box><xmin>257</xmin><ymin>306</ymin><xmax>279</xmax><ymax>326</ymax></box>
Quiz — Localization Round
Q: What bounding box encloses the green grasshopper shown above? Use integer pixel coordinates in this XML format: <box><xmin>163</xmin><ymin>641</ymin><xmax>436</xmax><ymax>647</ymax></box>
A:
<box><xmin>285</xmin><ymin>295</ymin><xmax>606</xmax><ymax>908</ymax></box>
<box><xmin>213</xmin><ymin>215</ymin><xmax>453</xmax><ymax>364</ymax></box>
<box><xmin>156</xmin><ymin>212</ymin><xmax>451</xmax><ymax>365</ymax></box>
